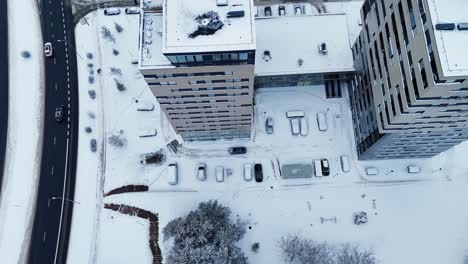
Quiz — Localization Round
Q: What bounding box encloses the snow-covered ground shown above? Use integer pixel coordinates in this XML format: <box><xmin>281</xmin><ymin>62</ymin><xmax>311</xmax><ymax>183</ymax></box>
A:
<box><xmin>71</xmin><ymin>4</ymin><xmax>468</xmax><ymax>264</ymax></box>
<box><xmin>0</xmin><ymin>0</ymin><xmax>44</xmax><ymax>262</ymax></box>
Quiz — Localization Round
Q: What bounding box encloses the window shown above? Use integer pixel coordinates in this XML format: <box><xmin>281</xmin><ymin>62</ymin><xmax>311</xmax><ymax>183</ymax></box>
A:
<box><xmin>278</xmin><ymin>5</ymin><xmax>286</xmax><ymax>16</ymax></box>
<box><xmin>176</xmin><ymin>56</ymin><xmax>186</xmax><ymax>63</ymax></box>
<box><xmin>239</xmin><ymin>53</ymin><xmax>248</xmax><ymax>60</ymax></box>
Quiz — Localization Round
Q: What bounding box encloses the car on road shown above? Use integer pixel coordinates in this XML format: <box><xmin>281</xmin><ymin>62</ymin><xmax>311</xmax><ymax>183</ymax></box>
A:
<box><xmin>228</xmin><ymin>146</ymin><xmax>247</xmax><ymax>155</ymax></box>
<box><xmin>55</xmin><ymin>105</ymin><xmax>66</xmax><ymax>123</ymax></box>
<box><xmin>290</xmin><ymin>118</ymin><xmax>300</xmax><ymax>135</ymax></box>
<box><xmin>44</xmin><ymin>42</ymin><xmax>53</xmax><ymax>57</ymax></box>
<box><xmin>104</xmin><ymin>8</ymin><xmax>121</xmax><ymax>16</ymax></box>
<box><xmin>265</xmin><ymin>117</ymin><xmax>274</xmax><ymax>134</ymax></box>
<box><xmin>254</xmin><ymin>163</ymin><xmax>263</xmax><ymax>182</ymax></box>
<box><xmin>125</xmin><ymin>7</ymin><xmax>140</xmax><ymax>15</ymax></box>
<box><xmin>321</xmin><ymin>159</ymin><xmax>330</xmax><ymax>176</ymax></box>
<box><xmin>197</xmin><ymin>163</ymin><xmax>206</xmax><ymax>181</ymax></box>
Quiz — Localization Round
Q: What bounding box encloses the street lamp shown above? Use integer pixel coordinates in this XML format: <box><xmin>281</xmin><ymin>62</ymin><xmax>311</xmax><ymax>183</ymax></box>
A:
<box><xmin>48</xmin><ymin>196</ymin><xmax>80</xmax><ymax>207</ymax></box>
<box><xmin>57</xmin><ymin>39</ymin><xmax>83</xmax><ymax>60</ymax></box>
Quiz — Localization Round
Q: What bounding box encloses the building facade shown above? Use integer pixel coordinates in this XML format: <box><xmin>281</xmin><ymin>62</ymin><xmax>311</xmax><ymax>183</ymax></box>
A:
<box><xmin>350</xmin><ymin>0</ymin><xmax>468</xmax><ymax>159</ymax></box>
<box><xmin>139</xmin><ymin>0</ymin><xmax>256</xmax><ymax>141</ymax></box>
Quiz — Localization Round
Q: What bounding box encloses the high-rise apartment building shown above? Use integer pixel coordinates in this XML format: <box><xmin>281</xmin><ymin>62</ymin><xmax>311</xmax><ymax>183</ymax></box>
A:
<box><xmin>350</xmin><ymin>0</ymin><xmax>468</xmax><ymax>159</ymax></box>
<box><xmin>139</xmin><ymin>0</ymin><xmax>255</xmax><ymax>141</ymax></box>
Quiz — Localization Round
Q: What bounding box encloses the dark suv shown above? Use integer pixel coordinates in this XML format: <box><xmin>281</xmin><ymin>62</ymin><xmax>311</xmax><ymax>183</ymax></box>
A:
<box><xmin>254</xmin><ymin>163</ymin><xmax>263</xmax><ymax>182</ymax></box>
<box><xmin>228</xmin><ymin>146</ymin><xmax>247</xmax><ymax>155</ymax></box>
<box><xmin>55</xmin><ymin>105</ymin><xmax>66</xmax><ymax>123</ymax></box>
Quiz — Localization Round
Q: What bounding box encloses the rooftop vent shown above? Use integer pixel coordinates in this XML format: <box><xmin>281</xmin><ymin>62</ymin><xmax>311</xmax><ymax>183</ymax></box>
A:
<box><xmin>458</xmin><ymin>23</ymin><xmax>468</xmax><ymax>31</ymax></box>
<box><xmin>435</xmin><ymin>23</ymin><xmax>455</xmax><ymax>31</ymax></box>
<box><xmin>318</xmin><ymin>42</ymin><xmax>328</xmax><ymax>55</ymax></box>
<box><xmin>217</xmin><ymin>0</ymin><xmax>228</xmax><ymax>6</ymax></box>
<box><xmin>262</xmin><ymin>50</ymin><xmax>271</xmax><ymax>61</ymax></box>
<box><xmin>227</xmin><ymin>10</ymin><xmax>245</xmax><ymax>18</ymax></box>
<box><xmin>188</xmin><ymin>11</ymin><xmax>224</xmax><ymax>38</ymax></box>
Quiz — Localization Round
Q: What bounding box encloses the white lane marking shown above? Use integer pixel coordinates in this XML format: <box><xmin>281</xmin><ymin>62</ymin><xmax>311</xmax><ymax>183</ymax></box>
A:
<box><xmin>55</xmin><ymin>82</ymin><xmax>58</xmax><ymax>91</ymax></box>
<box><xmin>53</xmin><ymin>138</ymin><xmax>70</xmax><ymax>264</ymax></box>
<box><xmin>66</xmin><ymin>59</ymin><xmax>69</xmax><ymax>64</ymax></box>
<box><xmin>66</xmin><ymin>65</ymin><xmax>69</xmax><ymax>71</ymax></box>
<box><xmin>43</xmin><ymin>232</ymin><xmax>47</xmax><ymax>242</ymax></box>
<box><xmin>67</xmin><ymin>71</ymin><xmax>70</xmax><ymax>77</ymax></box>
<box><xmin>53</xmin><ymin>136</ymin><xmax>56</xmax><ymax>145</ymax></box>
<box><xmin>51</xmin><ymin>165</ymin><xmax>54</xmax><ymax>175</ymax></box>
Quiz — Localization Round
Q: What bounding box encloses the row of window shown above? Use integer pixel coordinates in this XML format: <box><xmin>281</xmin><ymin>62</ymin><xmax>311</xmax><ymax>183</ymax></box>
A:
<box><xmin>166</xmin><ymin>51</ymin><xmax>255</xmax><ymax>66</ymax></box>
<box><xmin>157</xmin><ymin>92</ymin><xmax>249</xmax><ymax>100</ymax></box>
<box><xmin>144</xmin><ymin>72</ymin><xmax>233</xmax><ymax>79</ymax></box>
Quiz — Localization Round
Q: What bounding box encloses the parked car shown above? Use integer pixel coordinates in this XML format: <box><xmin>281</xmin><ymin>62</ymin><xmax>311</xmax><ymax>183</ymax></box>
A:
<box><xmin>300</xmin><ymin>117</ymin><xmax>308</xmax><ymax>136</ymax></box>
<box><xmin>407</xmin><ymin>165</ymin><xmax>421</xmax><ymax>174</ymax></box>
<box><xmin>290</xmin><ymin>118</ymin><xmax>300</xmax><ymax>135</ymax></box>
<box><xmin>44</xmin><ymin>42</ymin><xmax>53</xmax><ymax>57</ymax></box>
<box><xmin>243</xmin><ymin>163</ymin><xmax>252</xmax><ymax>181</ymax></box>
<box><xmin>321</xmin><ymin>159</ymin><xmax>330</xmax><ymax>176</ymax></box>
<box><xmin>366</xmin><ymin>167</ymin><xmax>379</xmax><ymax>176</ymax></box>
<box><xmin>125</xmin><ymin>7</ymin><xmax>140</xmax><ymax>15</ymax></box>
<box><xmin>90</xmin><ymin>139</ymin><xmax>97</xmax><ymax>152</ymax></box>
<box><xmin>228</xmin><ymin>146</ymin><xmax>247</xmax><ymax>155</ymax></box>
<box><xmin>316</xmin><ymin>112</ymin><xmax>327</xmax><ymax>131</ymax></box>
<box><xmin>286</xmin><ymin>111</ymin><xmax>305</xmax><ymax>118</ymax></box>
<box><xmin>216</xmin><ymin>166</ymin><xmax>224</xmax><ymax>182</ymax></box>
<box><xmin>314</xmin><ymin>159</ymin><xmax>323</xmax><ymax>177</ymax></box>
<box><xmin>197</xmin><ymin>163</ymin><xmax>206</xmax><ymax>181</ymax></box>
<box><xmin>340</xmin><ymin>155</ymin><xmax>350</xmax><ymax>173</ymax></box>
<box><xmin>265</xmin><ymin>117</ymin><xmax>274</xmax><ymax>134</ymax></box>
<box><xmin>254</xmin><ymin>163</ymin><xmax>263</xmax><ymax>182</ymax></box>
<box><xmin>55</xmin><ymin>105</ymin><xmax>66</xmax><ymax>123</ymax></box>
<box><xmin>104</xmin><ymin>8</ymin><xmax>121</xmax><ymax>16</ymax></box>
<box><xmin>168</xmin><ymin>162</ymin><xmax>178</xmax><ymax>185</ymax></box>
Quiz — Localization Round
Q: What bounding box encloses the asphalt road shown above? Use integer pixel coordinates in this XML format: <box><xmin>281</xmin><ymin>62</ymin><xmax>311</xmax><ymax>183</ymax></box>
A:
<box><xmin>28</xmin><ymin>0</ymin><xmax>79</xmax><ymax>263</ymax></box>
<box><xmin>0</xmin><ymin>0</ymin><xmax>9</xmax><ymax>191</ymax></box>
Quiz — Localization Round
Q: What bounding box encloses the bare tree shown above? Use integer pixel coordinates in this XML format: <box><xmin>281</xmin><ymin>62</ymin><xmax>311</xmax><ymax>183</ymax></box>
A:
<box><xmin>115</xmin><ymin>22</ymin><xmax>124</xmax><ymax>33</ymax></box>
<box><xmin>108</xmin><ymin>131</ymin><xmax>127</xmax><ymax>148</ymax></box>
<box><xmin>101</xmin><ymin>26</ymin><xmax>116</xmax><ymax>43</ymax></box>
<box><xmin>336</xmin><ymin>244</ymin><xmax>376</xmax><ymax>264</ymax></box>
<box><xmin>279</xmin><ymin>234</ymin><xmax>334</xmax><ymax>264</ymax></box>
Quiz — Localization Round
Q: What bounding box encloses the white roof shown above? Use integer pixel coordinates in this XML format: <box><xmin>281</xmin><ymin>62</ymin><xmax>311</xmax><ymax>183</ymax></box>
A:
<box><xmin>427</xmin><ymin>0</ymin><xmax>468</xmax><ymax>77</ymax></box>
<box><xmin>140</xmin><ymin>12</ymin><xmax>172</xmax><ymax>68</ymax></box>
<box><xmin>255</xmin><ymin>14</ymin><xmax>354</xmax><ymax>76</ymax></box>
<box><xmin>163</xmin><ymin>0</ymin><xmax>256</xmax><ymax>54</ymax></box>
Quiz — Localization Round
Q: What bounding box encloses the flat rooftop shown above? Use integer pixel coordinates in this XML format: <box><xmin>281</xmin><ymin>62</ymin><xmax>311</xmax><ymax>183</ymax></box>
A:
<box><xmin>427</xmin><ymin>0</ymin><xmax>468</xmax><ymax>77</ymax></box>
<box><xmin>163</xmin><ymin>0</ymin><xmax>256</xmax><ymax>54</ymax></box>
<box><xmin>255</xmin><ymin>14</ymin><xmax>354</xmax><ymax>76</ymax></box>
<box><xmin>140</xmin><ymin>11</ymin><xmax>172</xmax><ymax>68</ymax></box>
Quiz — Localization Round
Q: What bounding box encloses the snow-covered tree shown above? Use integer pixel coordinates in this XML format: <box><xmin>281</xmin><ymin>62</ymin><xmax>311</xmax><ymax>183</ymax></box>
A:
<box><xmin>163</xmin><ymin>200</ymin><xmax>247</xmax><ymax>264</ymax></box>
<box><xmin>279</xmin><ymin>234</ymin><xmax>334</xmax><ymax>264</ymax></box>
<box><xmin>336</xmin><ymin>244</ymin><xmax>376</xmax><ymax>264</ymax></box>
<box><xmin>101</xmin><ymin>26</ymin><xmax>116</xmax><ymax>43</ymax></box>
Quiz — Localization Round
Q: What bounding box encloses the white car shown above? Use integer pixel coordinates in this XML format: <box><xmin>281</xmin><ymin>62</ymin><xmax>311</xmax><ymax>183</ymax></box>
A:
<box><xmin>243</xmin><ymin>163</ymin><xmax>252</xmax><ymax>181</ymax></box>
<box><xmin>104</xmin><ymin>8</ymin><xmax>121</xmax><ymax>16</ymax></box>
<box><xmin>44</xmin><ymin>42</ymin><xmax>53</xmax><ymax>57</ymax></box>
<box><xmin>316</xmin><ymin>112</ymin><xmax>328</xmax><ymax>131</ymax></box>
<box><xmin>216</xmin><ymin>166</ymin><xmax>224</xmax><ymax>182</ymax></box>
<box><xmin>290</xmin><ymin>118</ymin><xmax>300</xmax><ymax>135</ymax></box>
<box><xmin>197</xmin><ymin>163</ymin><xmax>206</xmax><ymax>181</ymax></box>
<box><xmin>300</xmin><ymin>117</ymin><xmax>308</xmax><ymax>136</ymax></box>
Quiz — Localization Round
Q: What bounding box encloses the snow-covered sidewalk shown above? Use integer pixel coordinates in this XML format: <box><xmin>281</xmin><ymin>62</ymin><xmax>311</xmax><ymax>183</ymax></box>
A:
<box><xmin>0</xmin><ymin>0</ymin><xmax>44</xmax><ymax>262</ymax></box>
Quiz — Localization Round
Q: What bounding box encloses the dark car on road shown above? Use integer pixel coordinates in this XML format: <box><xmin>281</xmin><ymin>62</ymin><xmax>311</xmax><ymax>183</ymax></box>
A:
<box><xmin>254</xmin><ymin>163</ymin><xmax>263</xmax><ymax>182</ymax></box>
<box><xmin>228</xmin><ymin>146</ymin><xmax>247</xmax><ymax>155</ymax></box>
<box><xmin>55</xmin><ymin>105</ymin><xmax>66</xmax><ymax>123</ymax></box>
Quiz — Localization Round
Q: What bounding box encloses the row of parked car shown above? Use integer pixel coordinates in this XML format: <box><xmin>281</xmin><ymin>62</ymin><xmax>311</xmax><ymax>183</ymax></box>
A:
<box><xmin>103</xmin><ymin>7</ymin><xmax>140</xmax><ymax>16</ymax></box>
<box><xmin>167</xmin><ymin>161</ymin><xmax>264</xmax><ymax>185</ymax></box>
<box><xmin>286</xmin><ymin>111</ymin><xmax>328</xmax><ymax>136</ymax></box>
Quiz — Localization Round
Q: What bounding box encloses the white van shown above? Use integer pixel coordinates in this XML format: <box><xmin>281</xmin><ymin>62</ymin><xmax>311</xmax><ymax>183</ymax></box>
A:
<box><xmin>314</xmin><ymin>160</ymin><xmax>323</xmax><ymax>177</ymax></box>
<box><xmin>168</xmin><ymin>162</ymin><xmax>178</xmax><ymax>185</ymax></box>
<box><xmin>316</xmin><ymin>112</ymin><xmax>327</xmax><ymax>131</ymax></box>
<box><xmin>300</xmin><ymin>118</ymin><xmax>308</xmax><ymax>136</ymax></box>
<box><xmin>290</xmin><ymin>118</ymin><xmax>300</xmax><ymax>135</ymax></box>
<box><xmin>243</xmin><ymin>163</ymin><xmax>252</xmax><ymax>181</ymax></box>
<box><xmin>340</xmin><ymin>155</ymin><xmax>350</xmax><ymax>173</ymax></box>
<box><xmin>216</xmin><ymin>166</ymin><xmax>224</xmax><ymax>182</ymax></box>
